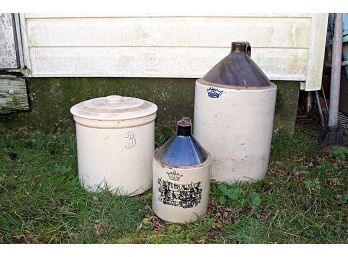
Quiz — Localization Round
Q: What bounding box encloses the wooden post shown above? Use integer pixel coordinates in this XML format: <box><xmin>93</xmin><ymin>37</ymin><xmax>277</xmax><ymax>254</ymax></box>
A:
<box><xmin>328</xmin><ymin>13</ymin><xmax>343</xmax><ymax>127</ymax></box>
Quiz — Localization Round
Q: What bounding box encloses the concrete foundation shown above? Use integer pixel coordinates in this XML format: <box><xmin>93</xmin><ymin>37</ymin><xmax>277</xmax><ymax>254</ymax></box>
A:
<box><xmin>0</xmin><ymin>78</ymin><xmax>300</xmax><ymax>134</ymax></box>
<box><xmin>273</xmin><ymin>81</ymin><xmax>300</xmax><ymax>133</ymax></box>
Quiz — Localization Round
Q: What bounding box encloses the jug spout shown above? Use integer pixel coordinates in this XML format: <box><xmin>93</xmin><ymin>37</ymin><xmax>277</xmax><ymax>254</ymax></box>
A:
<box><xmin>231</xmin><ymin>41</ymin><xmax>251</xmax><ymax>57</ymax></box>
<box><xmin>177</xmin><ymin>117</ymin><xmax>192</xmax><ymax>136</ymax></box>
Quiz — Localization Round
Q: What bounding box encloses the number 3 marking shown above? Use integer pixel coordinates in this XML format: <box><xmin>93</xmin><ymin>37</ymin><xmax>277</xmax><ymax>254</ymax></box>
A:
<box><xmin>125</xmin><ymin>131</ymin><xmax>136</xmax><ymax>149</ymax></box>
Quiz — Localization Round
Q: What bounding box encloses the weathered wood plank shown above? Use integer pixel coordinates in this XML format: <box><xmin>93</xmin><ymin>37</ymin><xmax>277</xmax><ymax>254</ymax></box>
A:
<box><xmin>0</xmin><ymin>76</ymin><xmax>29</xmax><ymax>114</ymax></box>
<box><xmin>0</xmin><ymin>13</ymin><xmax>18</xmax><ymax>69</ymax></box>
<box><xmin>20</xmin><ymin>13</ymin><xmax>32</xmax><ymax>76</ymax></box>
<box><xmin>26</xmin><ymin>17</ymin><xmax>311</xmax><ymax>48</ymax></box>
<box><xmin>305</xmin><ymin>14</ymin><xmax>329</xmax><ymax>91</ymax></box>
<box><xmin>29</xmin><ymin>46</ymin><xmax>308</xmax><ymax>79</ymax></box>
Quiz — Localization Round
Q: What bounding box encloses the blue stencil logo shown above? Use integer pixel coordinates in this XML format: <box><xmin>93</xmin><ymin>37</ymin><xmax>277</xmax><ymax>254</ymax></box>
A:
<box><xmin>207</xmin><ymin>87</ymin><xmax>223</xmax><ymax>98</ymax></box>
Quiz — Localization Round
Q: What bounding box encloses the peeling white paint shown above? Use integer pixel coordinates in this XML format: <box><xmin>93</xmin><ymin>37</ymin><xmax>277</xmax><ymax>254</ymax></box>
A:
<box><xmin>0</xmin><ymin>13</ymin><xmax>18</xmax><ymax>69</ymax></box>
<box><xmin>21</xmin><ymin>13</ymin><xmax>328</xmax><ymax>91</ymax></box>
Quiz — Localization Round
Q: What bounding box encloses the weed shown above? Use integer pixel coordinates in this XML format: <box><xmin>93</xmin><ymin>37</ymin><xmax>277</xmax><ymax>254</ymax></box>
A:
<box><xmin>249</xmin><ymin>191</ymin><xmax>261</xmax><ymax>208</ymax></box>
<box><xmin>54</xmin><ymin>164</ymin><xmax>73</xmax><ymax>173</ymax></box>
<box><xmin>216</xmin><ymin>183</ymin><xmax>261</xmax><ymax>211</ymax></box>
<box><xmin>338</xmin><ymin>192</ymin><xmax>348</xmax><ymax>204</ymax></box>
<box><xmin>330</xmin><ymin>146</ymin><xmax>348</xmax><ymax>161</ymax></box>
<box><xmin>218</xmin><ymin>184</ymin><xmax>241</xmax><ymax>204</ymax></box>
<box><xmin>304</xmin><ymin>178</ymin><xmax>321</xmax><ymax>193</ymax></box>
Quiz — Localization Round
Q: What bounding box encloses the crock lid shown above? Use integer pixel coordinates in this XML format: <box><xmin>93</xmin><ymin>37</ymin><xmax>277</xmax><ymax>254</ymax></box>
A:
<box><xmin>202</xmin><ymin>41</ymin><xmax>271</xmax><ymax>88</ymax></box>
<box><xmin>70</xmin><ymin>95</ymin><xmax>158</xmax><ymax>121</ymax></box>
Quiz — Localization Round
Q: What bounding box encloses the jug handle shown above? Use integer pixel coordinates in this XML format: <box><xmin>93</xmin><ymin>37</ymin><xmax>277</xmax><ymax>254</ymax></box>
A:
<box><xmin>245</xmin><ymin>41</ymin><xmax>251</xmax><ymax>57</ymax></box>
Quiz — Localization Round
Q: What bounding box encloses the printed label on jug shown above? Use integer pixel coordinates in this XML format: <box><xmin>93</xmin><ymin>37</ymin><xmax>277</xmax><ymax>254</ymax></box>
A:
<box><xmin>207</xmin><ymin>87</ymin><xmax>223</xmax><ymax>98</ymax></box>
<box><xmin>166</xmin><ymin>170</ymin><xmax>183</xmax><ymax>181</ymax></box>
<box><xmin>157</xmin><ymin>178</ymin><xmax>202</xmax><ymax>208</ymax></box>
<box><xmin>125</xmin><ymin>131</ymin><xmax>136</xmax><ymax>149</ymax></box>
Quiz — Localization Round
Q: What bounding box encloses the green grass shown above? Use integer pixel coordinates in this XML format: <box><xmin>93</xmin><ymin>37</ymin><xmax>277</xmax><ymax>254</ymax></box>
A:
<box><xmin>0</xmin><ymin>126</ymin><xmax>347</xmax><ymax>243</ymax></box>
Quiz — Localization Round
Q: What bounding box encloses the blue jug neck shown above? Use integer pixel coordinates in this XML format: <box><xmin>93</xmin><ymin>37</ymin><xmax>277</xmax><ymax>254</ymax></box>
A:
<box><xmin>159</xmin><ymin>117</ymin><xmax>209</xmax><ymax>167</ymax></box>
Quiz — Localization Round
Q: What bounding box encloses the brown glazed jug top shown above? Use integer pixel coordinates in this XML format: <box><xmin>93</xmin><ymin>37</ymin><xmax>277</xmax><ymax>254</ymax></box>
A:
<box><xmin>203</xmin><ymin>42</ymin><xmax>271</xmax><ymax>87</ymax></box>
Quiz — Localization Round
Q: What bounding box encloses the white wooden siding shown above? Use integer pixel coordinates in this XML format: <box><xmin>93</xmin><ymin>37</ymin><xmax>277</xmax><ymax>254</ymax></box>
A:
<box><xmin>29</xmin><ymin>47</ymin><xmax>308</xmax><ymax>80</ymax></box>
<box><xmin>26</xmin><ymin>17</ymin><xmax>311</xmax><ymax>48</ymax></box>
<box><xmin>22</xmin><ymin>13</ymin><xmax>328</xmax><ymax>91</ymax></box>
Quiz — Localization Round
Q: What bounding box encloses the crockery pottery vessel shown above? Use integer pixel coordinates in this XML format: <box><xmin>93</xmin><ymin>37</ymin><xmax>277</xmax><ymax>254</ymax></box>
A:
<box><xmin>152</xmin><ymin>117</ymin><xmax>211</xmax><ymax>223</ymax></box>
<box><xmin>70</xmin><ymin>95</ymin><xmax>157</xmax><ymax>195</ymax></box>
<box><xmin>194</xmin><ymin>42</ymin><xmax>277</xmax><ymax>183</ymax></box>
